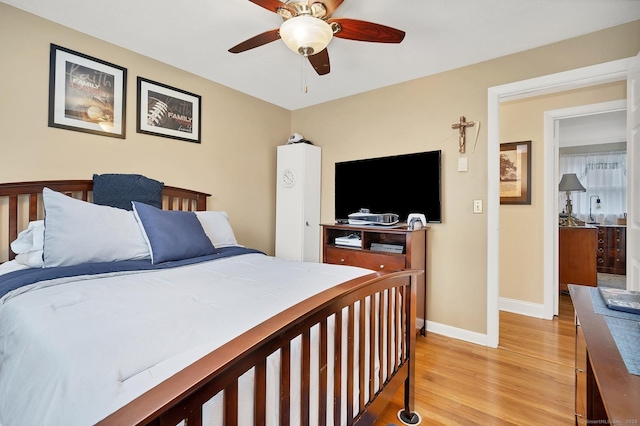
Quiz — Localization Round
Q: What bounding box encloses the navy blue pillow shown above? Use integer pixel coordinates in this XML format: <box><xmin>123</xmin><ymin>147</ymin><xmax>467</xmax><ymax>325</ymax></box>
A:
<box><xmin>132</xmin><ymin>201</ymin><xmax>217</xmax><ymax>264</ymax></box>
<box><xmin>93</xmin><ymin>174</ymin><xmax>164</xmax><ymax>211</ymax></box>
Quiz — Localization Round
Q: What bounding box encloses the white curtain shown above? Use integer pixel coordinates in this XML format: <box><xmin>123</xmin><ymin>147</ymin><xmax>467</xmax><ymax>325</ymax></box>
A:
<box><xmin>559</xmin><ymin>151</ymin><xmax>627</xmax><ymax>224</ymax></box>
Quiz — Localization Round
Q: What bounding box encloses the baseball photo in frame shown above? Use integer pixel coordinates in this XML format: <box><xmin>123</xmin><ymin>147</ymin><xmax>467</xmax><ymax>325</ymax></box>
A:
<box><xmin>48</xmin><ymin>44</ymin><xmax>127</xmax><ymax>138</ymax></box>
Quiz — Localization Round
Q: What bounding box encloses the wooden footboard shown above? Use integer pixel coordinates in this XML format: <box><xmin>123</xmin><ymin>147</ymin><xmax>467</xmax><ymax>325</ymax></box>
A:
<box><xmin>99</xmin><ymin>270</ymin><xmax>419</xmax><ymax>426</ymax></box>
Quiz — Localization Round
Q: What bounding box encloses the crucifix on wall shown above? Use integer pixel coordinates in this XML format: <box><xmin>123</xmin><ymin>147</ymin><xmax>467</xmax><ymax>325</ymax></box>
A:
<box><xmin>451</xmin><ymin>116</ymin><xmax>475</xmax><ymax>153</ymax></box>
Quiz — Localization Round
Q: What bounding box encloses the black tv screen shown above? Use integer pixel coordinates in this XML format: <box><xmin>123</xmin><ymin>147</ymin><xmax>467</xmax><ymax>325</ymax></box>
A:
<box><xmin>334</xmin><ymin>150</ymin><xmax>442</xmax><ymax>223</ymax></box>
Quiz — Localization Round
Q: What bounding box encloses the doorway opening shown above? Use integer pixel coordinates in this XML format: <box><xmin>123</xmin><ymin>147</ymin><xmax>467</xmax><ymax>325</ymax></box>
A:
<box><xmin>486</xmin><ymin>58</ymin><xmax>634</xmax><ymax>348</ymax></box>
<box><xmin>550</xmin><ymin>101</ymin><xmax>627</xmax><ymax>315</ymax></box>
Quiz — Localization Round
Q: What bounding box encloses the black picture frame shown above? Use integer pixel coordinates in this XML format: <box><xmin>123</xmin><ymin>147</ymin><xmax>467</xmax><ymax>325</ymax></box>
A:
<box><xmin>136</xmin><ymin>77</ymin><xmax>201</xmax><ymax>143</ymax></box>
<box><xmin>48</xmin><ymin>44</ymin><xmax>127</xmax><ymax>138</ymax></box>
<box><xmin>500</xmin><ymin>140</ymin><xmax>532</xmax><ymax>205</ymax></box>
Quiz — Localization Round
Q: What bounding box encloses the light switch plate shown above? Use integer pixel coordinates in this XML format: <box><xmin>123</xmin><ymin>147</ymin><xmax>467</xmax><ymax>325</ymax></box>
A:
<box><xmin>458</xmin><ymin>157</ymin><xmax>468</xmax><ymax>172</ymax></box>
<box><xmin>473</xmin><ymin>199</ymin><xmax>483</xmax><ymax>214</ymax></box>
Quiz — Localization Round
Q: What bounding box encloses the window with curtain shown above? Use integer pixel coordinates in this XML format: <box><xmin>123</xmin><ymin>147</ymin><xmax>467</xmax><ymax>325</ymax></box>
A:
<box><xmin>559</xmin><ymin>150</ymin><xmax>627</xmax><ymax>224</ymax></box>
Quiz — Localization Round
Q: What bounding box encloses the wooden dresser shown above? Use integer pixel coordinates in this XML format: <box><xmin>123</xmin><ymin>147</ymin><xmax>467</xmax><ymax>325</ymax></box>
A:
<box><xmin>321</xmin><ymin>223</ymin><xmax>427</xmax><ymax>334</ymax></box>
<box><xmin>559</xmin><ymin>226</ymin><xmax>597</xmax><ymax>293</ymax></box>
<box><xmin>569</xmin><ymin>285</ymin><xmax>640</xmax><ymax>424</ymax></box>
<box><xmin>596</xmin><ymin>225</ymin><xmax>626</xmax><ymax>275</ymax></box>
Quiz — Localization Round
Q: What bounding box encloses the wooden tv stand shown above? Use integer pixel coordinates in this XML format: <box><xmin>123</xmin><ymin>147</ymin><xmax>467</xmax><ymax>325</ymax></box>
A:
<box><xmin>321</xmin><ymin>223</ymin><xmax>427</xmax><ymax>335</ymax></box>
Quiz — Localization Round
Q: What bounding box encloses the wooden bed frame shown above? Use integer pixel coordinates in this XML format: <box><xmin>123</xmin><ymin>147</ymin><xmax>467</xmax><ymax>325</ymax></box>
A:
<box><xmin>0</xmin><ymin>180</ymin><xmax>419</xmax><ymax>426</ymax></box>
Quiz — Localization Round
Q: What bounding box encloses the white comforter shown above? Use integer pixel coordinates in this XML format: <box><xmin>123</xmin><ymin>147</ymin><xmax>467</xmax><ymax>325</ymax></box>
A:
<box><xmin>0</xmin><ymin>253</ymin><xmax>372</xmax><ymax>426</ymax></box>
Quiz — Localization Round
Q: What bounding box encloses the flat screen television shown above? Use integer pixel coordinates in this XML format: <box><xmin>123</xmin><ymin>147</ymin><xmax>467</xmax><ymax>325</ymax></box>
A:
<box><xmin>334</xmin><ymin>150</ymin><xmax>442</xmax><ymax>223</ymax></box>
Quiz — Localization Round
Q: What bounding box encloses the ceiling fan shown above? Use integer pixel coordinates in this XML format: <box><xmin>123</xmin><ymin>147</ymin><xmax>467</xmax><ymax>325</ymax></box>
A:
<box><xmin>228</xmin><ymin>0</ymin><xmax>405</xmax><ymax>76</ymax></box>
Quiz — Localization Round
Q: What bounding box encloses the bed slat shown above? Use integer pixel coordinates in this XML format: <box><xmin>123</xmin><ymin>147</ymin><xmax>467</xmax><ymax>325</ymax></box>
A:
<box><xmin>254</xmin><ymin>359</ymin><xmax>267</xmax><ymax>425</ymax></box>
<box><xmin>319</xmin><ymin>318</ymin><xmax>328</xmax><ymax>426</ymax></box>
<box><xmin>333</xmin><ymin>311</ymin><xmax>343</xmax><ymax>426</ymax></box>
<box><xmin>369</xmin><ymin>295</ymin><xmax>376</xmax><ymax>401</ymax></box>
<box><xmin>347</xmin><ymin>303</ymin><xmax>355</xmax><ymax>423</ymax></box>
<box><xmin>400</xmin><ymin>286</ymin><xmax>407</xmax><ymax>361</ymax></box>
<box><xmin>358</xmin><ymin>297</ymin><xmax>366</xmax><ymax>412</ymax></box>
<box><xmin>387</xmin><ymin>290</ymin><xmax>393</xmax><ymax>378</ymax></box>
<box><xmin>301</xmin><ymin>329</ymin><xmax>311</xmax><ymax>426</ymax></box>
<box><xmin>8</xmin><ymin>195</ymin><xmax>17</xmax><ymax>260</ymax></box>
<box><xmin>281</xmin><ymin>344</ymin><xmax>291</xmax><ymax>426</ymax></box>
<box><xmin>28</xmin><ymin>193</ymin><xmax>38</xmax><ymax>222</ymax></box>
<box><xmin>377</xmin><ymin>293</ymin><xmax>384</xmax><ymax>388</ymax></box>
<box><xmin>225</xmin><ymin>381</ymin><xmax>238</xmax><ymax>426</ymax></box>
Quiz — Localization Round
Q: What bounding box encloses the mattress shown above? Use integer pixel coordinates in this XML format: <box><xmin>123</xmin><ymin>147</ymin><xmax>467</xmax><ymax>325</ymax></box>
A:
<box><xmin>0</xmin><ymin>252</ymin><xmax>374</xmax><ymax>426</ymax></box>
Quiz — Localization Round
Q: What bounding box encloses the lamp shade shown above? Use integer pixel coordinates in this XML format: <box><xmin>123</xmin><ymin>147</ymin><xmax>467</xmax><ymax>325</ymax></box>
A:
<box><xmin>279</xmin><ymin>15</ymin><xmax>333</xmax><ymax>56</ymax></box>
<box><xmin>558</xmin><ymin>173</ymin><xmax>586</xmax><ymax>192</ymax></box>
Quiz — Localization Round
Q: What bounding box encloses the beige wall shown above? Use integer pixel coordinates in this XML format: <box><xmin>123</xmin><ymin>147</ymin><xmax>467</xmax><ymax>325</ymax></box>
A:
<box><xmin>499</xmin><ymin>82</ymin><xmax>627</xmax><ymax>303</ymax></box>
<box><xmin>0</xmin><ymin>3</ymin><xmax>290</xmax><ymax>255</ymax></box>
<box><xmin>1</xmin><ymin>1</ymin><xmax>639</xmax><ymax>335</ymax></box>
<box><xmin>292</xmin><ymin>21</ymin><xmax>640</xmax><ymax>334</ymax></box>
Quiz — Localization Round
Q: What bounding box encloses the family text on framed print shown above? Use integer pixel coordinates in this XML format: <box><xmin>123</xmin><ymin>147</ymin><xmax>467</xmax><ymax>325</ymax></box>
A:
<box><xmin>136</xmin><ymin>77</ymin><xmax>201</xmax><ymax>143</ymax></box>
<box><xmin>500</xmin><ymin>140</ymin><xmax>532</xmax><ymax>205</ymax></box>
<box><xmin>48</xmin><ymin>44</ymin><xmax>126</xmax><ymax>138</ymax></box>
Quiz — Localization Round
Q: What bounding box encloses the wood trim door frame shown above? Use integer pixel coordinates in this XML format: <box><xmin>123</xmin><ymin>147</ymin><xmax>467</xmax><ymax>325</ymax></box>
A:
<box><xmin>486</xmin><ymin>58</ymin><xmax>633</xmax><ymax>348</ymax></box>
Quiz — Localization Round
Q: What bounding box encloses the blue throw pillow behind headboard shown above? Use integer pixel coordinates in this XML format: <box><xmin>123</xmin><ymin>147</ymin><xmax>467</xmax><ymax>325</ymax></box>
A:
<box><xmin>93</xmin><ymin>173</ymin><xmax>164</xmax><ymax>211</ymax></box>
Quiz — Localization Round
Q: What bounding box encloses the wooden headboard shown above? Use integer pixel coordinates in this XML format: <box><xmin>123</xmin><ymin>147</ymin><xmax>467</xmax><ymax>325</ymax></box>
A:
<box><xmin>0</xmin><ymin>180</ymin><xmax>211</xmax><ymax>262</ymax></box>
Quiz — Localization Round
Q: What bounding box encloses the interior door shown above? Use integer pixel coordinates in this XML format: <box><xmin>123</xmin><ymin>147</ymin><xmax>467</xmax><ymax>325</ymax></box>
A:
<box><xmin>627</xmin><ymin>51</ymin><xmax>640</xmax><ymax>291</ymax></box>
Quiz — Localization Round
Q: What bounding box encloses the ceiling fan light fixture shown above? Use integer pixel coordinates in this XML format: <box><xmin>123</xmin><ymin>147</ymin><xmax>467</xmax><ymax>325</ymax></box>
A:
<box><xmin>279</xmin><ymin>15</ymin><xmax>333</xmax><ymax>56</ymax></box>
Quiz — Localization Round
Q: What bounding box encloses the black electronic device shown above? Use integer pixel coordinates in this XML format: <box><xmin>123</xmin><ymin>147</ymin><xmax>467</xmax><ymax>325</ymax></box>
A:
<box><xmin>334</xmin><ymin>150</ymin><xmax>442</xmax><ymax>223</ymax></box>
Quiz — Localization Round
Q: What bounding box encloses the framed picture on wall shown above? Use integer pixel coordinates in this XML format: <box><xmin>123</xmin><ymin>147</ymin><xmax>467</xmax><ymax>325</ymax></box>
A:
<box><xmin>136</xmin><ymin>77</ymin><xmax>201</xmax><ymax>143</ymax></box>
<box><xmin>500</xmin><ymin>140</ymin><xmax>532</xmax><ymax>205</ymax></box>
<box><xmin>48</xmin><ymin>44</ymin><xmax>127</xmax><ymax>138</ymax></box>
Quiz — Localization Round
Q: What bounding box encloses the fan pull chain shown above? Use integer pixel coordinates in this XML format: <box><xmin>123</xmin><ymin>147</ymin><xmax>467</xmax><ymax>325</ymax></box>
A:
<box><xmin>300</xmin><ymin>55</ymin><xmax>308</xmax><ymax>93</ymax></box>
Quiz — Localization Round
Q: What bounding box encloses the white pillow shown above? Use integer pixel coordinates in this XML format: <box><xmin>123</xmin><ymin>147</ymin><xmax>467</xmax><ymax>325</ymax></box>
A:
<box><xmin>10</xmin><ymin>220</ymin><xmax>45</xmax><ymax>268</ymax></box>
<box><xmin>10</xmin><ymin>220</ymin><xmax>44</xmax><ymax>254</ymax></box>
<box><xmin>42</xmin><ymin>188</ymin><xmax>150</xmax><ymax>267</ymax></box>
<box><xmin>195</xmin><ymin>211</ymin><xmax>240</xmax><ymax>248</ymax></box>
<box><xmin>15</xmin><ymin>251</ymin><xmax>44</xmax><ymax>268</ymax></box>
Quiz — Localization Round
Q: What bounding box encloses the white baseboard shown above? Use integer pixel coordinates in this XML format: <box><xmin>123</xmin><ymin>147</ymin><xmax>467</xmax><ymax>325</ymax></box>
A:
<box><xmin>421</xmin><ymin>317</ymin><xmax>488</xmax><ymax>346</ymax></box>
<box><xmin>419</xmin><ymin>297</ymin><xmax>547</xmax><ymax>346</ymax></box>
<box><xmin>498</xmin><ymin>297</ymin><xmax>546</xmax><ymax>318</ymax></box>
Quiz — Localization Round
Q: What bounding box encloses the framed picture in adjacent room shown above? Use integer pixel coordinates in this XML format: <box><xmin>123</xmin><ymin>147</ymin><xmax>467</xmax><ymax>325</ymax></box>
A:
<box><xmin>136</xmin><ymin>77</ymin><xmax>201</xmax><ymax>143</ymax></box>
<box><xmin>500</xmin><ymin>140</ymin><xmax>531</xmax><ymax>205</ymax></box>
<box><xmin>48</xmin><ymin>44</ymin><xmax>127</xmax><ymax>138</ymax></box>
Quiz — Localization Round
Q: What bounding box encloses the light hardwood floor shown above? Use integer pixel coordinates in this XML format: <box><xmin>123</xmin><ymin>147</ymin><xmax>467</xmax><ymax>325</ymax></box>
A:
<box><xmin>375</xmin><ymin>294</ymin><xmax>576</xmax><ymax>425</ymax></box>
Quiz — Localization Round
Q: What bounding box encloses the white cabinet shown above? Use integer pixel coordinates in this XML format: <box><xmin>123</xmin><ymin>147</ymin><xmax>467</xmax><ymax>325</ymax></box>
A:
<box><xmin>275</xmin><ymin>143</ymin><xmax>321</xmax><ymax>262</ymax></box>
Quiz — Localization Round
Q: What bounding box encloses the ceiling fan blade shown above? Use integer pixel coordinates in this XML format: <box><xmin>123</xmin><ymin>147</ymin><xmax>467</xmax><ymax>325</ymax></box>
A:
<box><xmin>329</xmin><ymin>18</ymin><xmax>405</xmax><ymax>43</ymax></box>
<box><xmin>313</xmin><ymin>0</ymin><xmax>344</xmax><ymax>17</ymax></box>
<box><xmin>228</xmin><ymin>29</ymin><xmax>281</xmax><ymax>53</ymax></box>
<box><xmin>308</xmin><ymin>48</ymin><xmax>330</xmax><ymax>75</ymax></box>
<box><xmin>249</xmin><ymin>0</ymin><xmax>292</xmax><ymax>15</ymax></box>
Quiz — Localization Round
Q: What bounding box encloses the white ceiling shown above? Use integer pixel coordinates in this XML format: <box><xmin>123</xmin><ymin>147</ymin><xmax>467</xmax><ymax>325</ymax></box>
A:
<box><xmin>560</xmin><ymin>110</ymin><xmax>627</xmax><ymax>147</ymax></box>
<box><xmin>4</xmin><ymin>0</ymin><xmax>640</xmax><ymax>110</ymax></box>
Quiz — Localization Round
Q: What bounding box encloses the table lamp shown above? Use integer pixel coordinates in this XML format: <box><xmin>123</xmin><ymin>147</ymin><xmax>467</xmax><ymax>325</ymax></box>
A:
<box><xmin>588</xmin><ymin>195</ymin><xmax>601</xmax><ymax>224</ymax></box>
<box><xmin>559</xmin><ymin>173</ymin><xmax>586</xmax><ymax>226</ymax></box>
